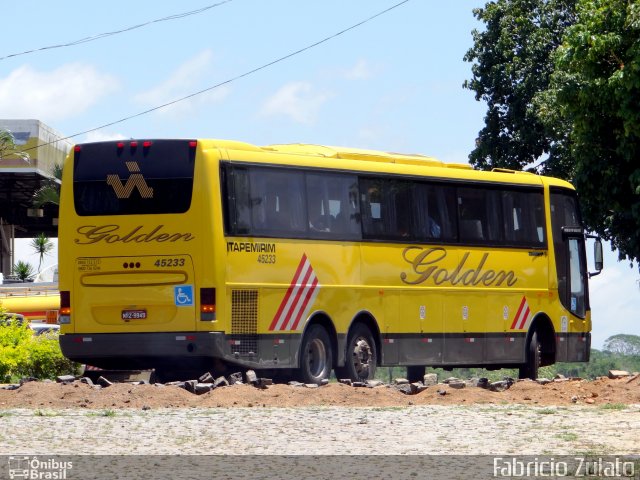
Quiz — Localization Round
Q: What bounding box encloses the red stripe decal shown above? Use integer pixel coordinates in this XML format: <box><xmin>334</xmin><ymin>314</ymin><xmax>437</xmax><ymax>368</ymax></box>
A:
<box><xmin>268</xmin><ymin>254</ymin><xmax>308</xmax><ymax>331</ymax></box>
<box><xmin>510</xmin><ymin>297</ymin><xmax>527</xmax><ymax>330</ymax></box>
<box><xmin>290</xmin><ymin>277</ymin><xmax>319</xmax><ymax>331</ymax></box>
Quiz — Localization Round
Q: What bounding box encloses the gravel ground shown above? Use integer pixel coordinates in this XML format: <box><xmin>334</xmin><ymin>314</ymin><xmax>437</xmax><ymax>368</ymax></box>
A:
<box><xmin>2</xmin><ymin>404</ymin><xmax>639</xmax><ymax>456</ymax></box>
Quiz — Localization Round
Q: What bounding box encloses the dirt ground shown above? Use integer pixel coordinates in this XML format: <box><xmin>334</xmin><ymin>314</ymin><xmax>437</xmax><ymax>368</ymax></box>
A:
<box><xmin>1</xmin><ymin>374</ymin><xmax>639</xmax><ymax>410</ymax></box>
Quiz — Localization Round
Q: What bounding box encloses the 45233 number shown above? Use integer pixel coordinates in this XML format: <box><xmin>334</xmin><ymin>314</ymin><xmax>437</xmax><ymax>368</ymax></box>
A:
<box><xmin>257</xmin><ymin>254</ymin><xmax>276</xmax><ymax>264</ymax></box>
<box><xmin>154</xmin><ymin>258</ymin><xmax>185</xmax><ymax>267</ymax></box>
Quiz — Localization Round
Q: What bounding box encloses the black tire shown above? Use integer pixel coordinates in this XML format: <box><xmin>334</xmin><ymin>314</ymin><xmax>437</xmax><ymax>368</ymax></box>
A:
<box><xmin>406</xmin><ymin>366</ymin><xmax>426</xmax><ymax>383</ymax></box>
<box><xmin>519</xmin><ymin>331</ymin><xmax>541</xmax><ymax>380</ymax></box>
<box><xmin>298</xmin><ymin>324</ymin><xmax>333</xmax><ymax>384</ymax></box>
<box><xmin>335</xmin><ymin>323</ymin><xmax>377</xmax><ymax>382</ymax></box>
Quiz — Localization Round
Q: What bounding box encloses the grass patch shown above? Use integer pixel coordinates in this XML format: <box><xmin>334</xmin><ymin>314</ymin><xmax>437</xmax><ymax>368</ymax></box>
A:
<box><xmin>536</xmin><ymin>408</ymin><xmax>556</xmax><ymax>415</ymax></box>
<box><xmin>34</xmin><ymin>409</ymin><xmax>58</xmax><ymax>417</ymax></box>
<box><xmin>598</xmin><ymin>403</ymin><xmax>626</xmax><ymax>411</ymax></box>
<box><xmin>555</xmin><ymin>432</ymin><xmax>579</xmax><ymax>441</ymax></box>
<box><xmin>86</xmin><ymin>409</ymin><xmax>117</xmax><ymax>417</ymax></box>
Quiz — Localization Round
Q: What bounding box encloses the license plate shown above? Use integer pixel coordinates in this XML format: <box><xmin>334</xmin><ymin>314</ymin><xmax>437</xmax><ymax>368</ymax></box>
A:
<box><xmin>121</xmin><ymin>309</ymin><xmax>147</xmax><ymax>320</ymax></box>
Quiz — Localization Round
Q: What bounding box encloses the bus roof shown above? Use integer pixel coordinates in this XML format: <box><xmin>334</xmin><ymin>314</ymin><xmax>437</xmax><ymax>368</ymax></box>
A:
<box><xmin>124</xmin><ymin>138</ymin><xmax>574</xmax><ymax>190</ymax></box>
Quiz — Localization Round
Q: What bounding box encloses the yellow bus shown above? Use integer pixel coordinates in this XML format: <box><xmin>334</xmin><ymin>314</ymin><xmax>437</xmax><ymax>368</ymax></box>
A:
<box><xmin>0</xmin><ymin>283</ymin><xmax>59</xmax><ymax>323</ymax></box>
<box><xmin>58</xmin><ymin>139</ymin><xmax>602</xmax><ymax>383</ymax></box>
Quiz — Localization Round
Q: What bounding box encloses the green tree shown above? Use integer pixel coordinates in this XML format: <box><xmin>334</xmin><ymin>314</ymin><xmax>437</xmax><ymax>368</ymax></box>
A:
<box><xmin>465</xmin><ymin>0</ymin><xmax>640</xmax><ymax>266</ymax></box>
<box><xmin>603</xmin><ymin>334</ymin><xmax>640</xmax><ymax>356</ymax></box>
<box><xmin>30</xmin><ymin>233</ymin><xmax>54</xmax><ymax>273</ymax></box>
<box><xmin>463</xmin><ymin>0</ymin><xmax>577</xmax><ymax>177</ymax></box>
<box><xmin>0</xmin><ymin>128</ymin><xmax>29</xmax><ymax>162</ymax></box>
<box><xmin>33</xmin><ymin>162</ymin><xmax>63</xmax><ymax>208</ymax></box>
<box><xmin>542</xmin><ymin>0</ymin><xmax>640</xmax><ymax>265</ymax></box>
<box><xmin>13</xmin><ymin>261</ymin><xmax>34</xmax><ymax>282</ymax></box>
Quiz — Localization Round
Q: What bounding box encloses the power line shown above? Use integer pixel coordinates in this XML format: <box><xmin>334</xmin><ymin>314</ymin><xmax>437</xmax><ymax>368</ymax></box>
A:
<box><xmin>14</xmin><ymin>0</ymin><xmax>410</xmax><ymax>154</ymax></box>
<box><xmin>0</xmin><ymin>0</ymin><xmax>234</xmax><ymax>62</ymax></box>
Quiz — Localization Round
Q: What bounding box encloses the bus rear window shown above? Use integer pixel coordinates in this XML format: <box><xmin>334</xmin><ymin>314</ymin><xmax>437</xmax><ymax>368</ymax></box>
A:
<box><xmin>73</xmin><ymin>140</ymin><xmax>196</xmax><ymax>216</ymax></box>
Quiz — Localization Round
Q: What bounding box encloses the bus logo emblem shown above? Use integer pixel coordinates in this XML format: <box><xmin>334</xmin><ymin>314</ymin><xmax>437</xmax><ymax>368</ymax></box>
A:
<box><xmin>107</xmin><ymin>162</ymin><xmax>154</xmax><ymax>199</ymax></box>
<box><xmin>269</xmin><ymin>254</ymin><xmax>320</xmax><ymax>331</ymax></box>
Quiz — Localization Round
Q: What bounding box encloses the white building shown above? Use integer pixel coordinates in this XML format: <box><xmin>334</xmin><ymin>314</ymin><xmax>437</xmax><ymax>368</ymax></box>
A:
<box><xmin>0</xmin><ymin>119</ymin><xmax>70</xmax><ymax>277</ymax></box>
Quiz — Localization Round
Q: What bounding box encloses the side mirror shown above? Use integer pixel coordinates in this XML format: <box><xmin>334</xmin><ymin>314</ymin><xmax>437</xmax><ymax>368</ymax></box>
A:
<box><xmin>587</xmin><ymin>236</ymin><xmax>603</xmax><ymax>278</ymax></box>
<box><xmin>594</xmin><ymin>238</ymin><xmax>603</xmax><ymax>272</ymax></box>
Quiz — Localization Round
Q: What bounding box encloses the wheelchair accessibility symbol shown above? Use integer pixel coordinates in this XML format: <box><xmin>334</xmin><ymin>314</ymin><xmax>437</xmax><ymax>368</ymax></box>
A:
<box><xmin>174</xmin><ymin>285</ymin><xmax>194</xmax><ymax>306</ymax></box>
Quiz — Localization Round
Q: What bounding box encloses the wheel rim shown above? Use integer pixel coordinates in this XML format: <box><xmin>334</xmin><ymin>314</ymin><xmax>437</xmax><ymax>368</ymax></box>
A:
<box><xmin>305</xmin><ymin>338</ymin><xmax>327</xmax><ymax>379</ymax></box>
<box><xmin>351</xmin><ymin>337</ymin><xmax>373</xmax><ymax>378</ymax></box>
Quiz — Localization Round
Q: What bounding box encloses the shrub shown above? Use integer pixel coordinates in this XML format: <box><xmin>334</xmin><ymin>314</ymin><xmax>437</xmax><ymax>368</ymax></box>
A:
<box><xmin>0</xmin><ymin>311</ymin><xmax>79</xmax><ymax>382</ymax></box>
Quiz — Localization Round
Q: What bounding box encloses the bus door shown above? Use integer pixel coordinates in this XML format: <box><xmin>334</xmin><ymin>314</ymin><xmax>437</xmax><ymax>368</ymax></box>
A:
<box><xmin>550</xmin><ymin>188</ymin><xmax>590</xmax><ymax>362</ymax></box>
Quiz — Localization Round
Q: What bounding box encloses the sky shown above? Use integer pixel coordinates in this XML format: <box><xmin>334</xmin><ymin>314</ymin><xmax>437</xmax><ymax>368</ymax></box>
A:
<box><xmin>2</xmin><ymin>0</ymin><xmax>638</xmax><ymax>348</ymax></box>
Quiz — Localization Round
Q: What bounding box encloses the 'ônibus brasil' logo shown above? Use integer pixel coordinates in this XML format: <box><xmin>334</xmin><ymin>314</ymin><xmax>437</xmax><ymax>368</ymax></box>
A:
<box><xmin>400</xmin><ymin>246</ymin><xmax>518</xmax><ymax>287</ymax></box>
<box><xmin>107</xmin><ymin>162</ymin><xmax>153</xmax><ymax>199</ymax></box>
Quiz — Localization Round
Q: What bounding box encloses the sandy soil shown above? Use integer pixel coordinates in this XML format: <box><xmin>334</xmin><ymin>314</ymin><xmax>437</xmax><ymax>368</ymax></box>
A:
<box><xmin>1</xmin><ymin>375</ymin><xmax>639</xmax><ymax>409</ymax></box>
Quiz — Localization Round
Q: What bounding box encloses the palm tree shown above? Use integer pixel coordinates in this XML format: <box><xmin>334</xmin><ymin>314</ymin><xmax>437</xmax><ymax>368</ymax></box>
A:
<box><xmin>33</xmin><ymin>162</ymin><xmax>63</xmax><ymax>207</ymax></box>
<box><xmin>30</xmin><ymin>233</ymin><xmax>54</xmax><ymax>273</ymax></box>
<box><xmin>0</xmin><ymin>128</ymin><xmax>29</xmax><ymax>162</ymax></box>
<box><xmin>13</xmin><ymin>261</ymin><xmax>34</xmax><ymax>282</ymax></box>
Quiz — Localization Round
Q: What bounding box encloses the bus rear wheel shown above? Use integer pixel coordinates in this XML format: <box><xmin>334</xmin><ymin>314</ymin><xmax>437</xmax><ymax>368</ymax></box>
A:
<box><xmin>335</xmin><ymin>323</ymin><xmax>377</xmax><ymax>382</ymax></box>
<box><xmin>519</xmin><ymin>331</ymin><xmax>541</xmax><ymax>380</ymax></box>
<box><xmin>298</xmin><ymin>324</ymin><xmax>333</xmax><ymax>385</ymax></box>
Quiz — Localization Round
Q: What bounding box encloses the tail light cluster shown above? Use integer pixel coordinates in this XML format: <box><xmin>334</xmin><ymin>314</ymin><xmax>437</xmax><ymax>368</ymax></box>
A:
<box><xmin>200</xmin><ymin>288</ymin><xmax>216</xmax><ymax>321</ymax></box>
<box><xmin>73</xmin><ymin>140</ymin><xmax>197</xmax><ymax>154</ymax></box>
<box><xmin>58</xmin><ymin>291</ymin><xmax>71</xmax><ymax>324</ymax></box>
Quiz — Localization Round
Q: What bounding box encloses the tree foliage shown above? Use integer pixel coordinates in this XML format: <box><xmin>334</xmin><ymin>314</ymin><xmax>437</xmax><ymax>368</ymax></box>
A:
<box><xmin>544</xmin><ymin>0</ymin><xmax>640</xmax><ymax>264</ymax></box>
<box><xmin>0</xmin><ymin>128</ymin><xmax>29</xmax><ymax>162</ymax></box>
<box><xmin>12</xmin><ymin>260</ymin><xmax>34</xmax><ymax>281</ymax></box>
<box><xmin>33</xmin><ymin>162</ymin><xmax>63</xmax><ymax>208</ymax></box>
<box><xmin>463</xmin><ymin>0</ymin><xmax>577</xmax><ymax>177</ymax></box>
<box><xmin>465</xmin><ymin>0</ymin><xmax>640</xmax><ymax>265</ymax></box>
<box><xmin>603</xmin><ymin>334</ymin><xmax>640</xmax><ymax>356</ymax></box>
<box><xmin>30</xmin><ymin>233</ymin><xmax>54</xmax><ymax>273</ymax></box>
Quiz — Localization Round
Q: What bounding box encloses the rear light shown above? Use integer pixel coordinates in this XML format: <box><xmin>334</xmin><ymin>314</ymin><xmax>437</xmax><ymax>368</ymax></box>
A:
<box><xmin>200</xmin><ymin>288</ymin><xmax>216</xmax><ymax>321</ymax></box>
<box><xmin>74</xmin><ymin>145</ymin><xmax>81</xmax><ymax>152</ymax></box>
<box><xmin>143</xmin><ymin>140</ymin><xmax>153</xmax><ymax>148</ymax></box>
<box><xmin>58</xmin><ymin>291</ymin><xmax>71</xmax><ymax>324</ymax></box>
<box><xmin>189</xmin><ymin>140</ymin><xmax>197</xmax><ymax>148</ymax></box>
<box><xmin>130</xmin><ymin>141</ymin><xmax>138</xmax><ymax>148</ymax></box>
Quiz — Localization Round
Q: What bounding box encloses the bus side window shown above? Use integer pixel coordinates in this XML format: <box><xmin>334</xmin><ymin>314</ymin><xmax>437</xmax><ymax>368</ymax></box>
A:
<box><xmin>305</xmin><ymin>173</ymin><xmax>361</xmax><ymax>239</ymax></box>
<box><xmin>248</xmin><ymin>168</ymin><xmax>306</xmax><ymax>236</ymax></box>
<box><xmin>360</xmin><ymin>179</ymin><xmax>384</xmax><ymax>237</ymax></box>
<box><xmin>457</xmin><ymin>187</ymin><xmax>503</xmax><ymax>243</ymax></box>
<box><xmin>501</xmin><ymin>190</ymin><xmax>546</xmax><ymax>246</ymax></box>
<box><xmin>413</xmin><ymin>183</ymin><xmax>456</xmax><ymax>241</ymax></box>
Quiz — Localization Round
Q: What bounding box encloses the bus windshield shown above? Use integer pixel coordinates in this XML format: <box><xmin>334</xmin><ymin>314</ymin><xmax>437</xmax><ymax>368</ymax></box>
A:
<box><xmin>73</xmin><ymin>139</ymin><xmax>196</xmax><ymax>216</ymax></box>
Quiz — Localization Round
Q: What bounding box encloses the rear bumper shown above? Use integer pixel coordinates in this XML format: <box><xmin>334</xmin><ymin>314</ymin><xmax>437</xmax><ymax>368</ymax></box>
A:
<box><xmin>59</xmin><ymin>331</ymin><xmax>300</xmax><ymax>370</ymax></box>
<box><xmin>59</xmin><ymin>332</ymin><xmax>228</xmax><ymax>370</ymax></box>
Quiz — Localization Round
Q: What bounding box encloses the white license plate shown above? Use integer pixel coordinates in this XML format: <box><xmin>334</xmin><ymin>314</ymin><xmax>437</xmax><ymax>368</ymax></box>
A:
<box><xmin>121</xmin><ymin>309</ymin><xmax>147</xmax><ymax>320</ymax></box>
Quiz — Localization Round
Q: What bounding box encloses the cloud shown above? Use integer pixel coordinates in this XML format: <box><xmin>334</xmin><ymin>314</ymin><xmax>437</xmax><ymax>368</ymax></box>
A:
<box><xmin>134</xmin><ymin>50</ymin><xmax>229</xmax><ymax>116</ymax></box>
<box><xmin>343</xmin><ymin>59</ymin><xmax>374</xmax><ymax>80</ymax></box>
<box><xmin>0</xmin><ymin>64</ymin><xmax>118</xmax><ymax>121</ymax></box>
<box><xmin>260</xmin><ymin>82</ymin><xmax>333</xmax><ymax>124</ymax></box>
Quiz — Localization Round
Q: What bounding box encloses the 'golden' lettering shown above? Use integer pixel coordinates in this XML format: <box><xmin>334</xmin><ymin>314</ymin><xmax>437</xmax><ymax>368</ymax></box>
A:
<box><xmin>400</xmin><ymin>247</ymin><xmax>517</xmax><ymax>287</ymax></box>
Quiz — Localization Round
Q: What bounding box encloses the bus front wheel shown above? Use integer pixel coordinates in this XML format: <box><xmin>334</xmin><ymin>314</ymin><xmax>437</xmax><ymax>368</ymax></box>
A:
<box><xmin>298</xmin><ymin>324</ymin><xmax>333</xmax><ymax>385</ymax></box>
<box><xmin>519</xmin><ymin>331</ymin><xmax>541</xmax><ymax>380</ymax></box>
<box><xmin>335</xmin><ymin>323</ymin><xmax>377</xmax><ymax>382</ymax></box>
